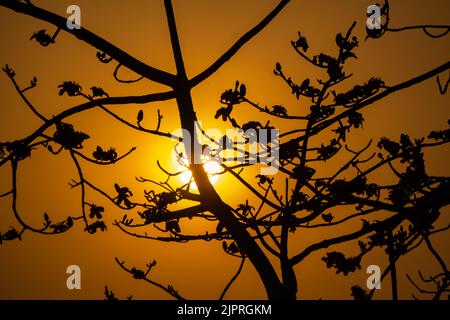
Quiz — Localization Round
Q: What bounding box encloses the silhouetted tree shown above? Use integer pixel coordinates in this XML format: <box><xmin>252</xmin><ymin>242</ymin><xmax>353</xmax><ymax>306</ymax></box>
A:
<box><xmin>0</xmin><ymin>0</ymin><xmax>449</xmax><ymax>300</ymax></box>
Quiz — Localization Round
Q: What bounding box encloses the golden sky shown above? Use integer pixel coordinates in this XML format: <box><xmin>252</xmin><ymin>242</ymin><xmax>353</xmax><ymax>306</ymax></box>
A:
<box><xmin>0</xmin><ymin>0</ymin><xmax>449</xmax><ymax>299</ymax></box>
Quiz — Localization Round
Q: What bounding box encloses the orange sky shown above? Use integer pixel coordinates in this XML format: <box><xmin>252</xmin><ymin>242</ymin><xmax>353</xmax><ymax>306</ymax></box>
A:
<box><xmin>0</xmin><ymin>0</ymin><xmax>449</xmax><ymax>299</ymax></box>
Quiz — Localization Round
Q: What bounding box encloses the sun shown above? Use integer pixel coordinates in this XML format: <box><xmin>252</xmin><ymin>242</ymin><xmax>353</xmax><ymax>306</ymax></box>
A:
<box><xmin>178</xmin><ymin>158</ymin><xmax>222</xmax><ymax>189</ymax></box>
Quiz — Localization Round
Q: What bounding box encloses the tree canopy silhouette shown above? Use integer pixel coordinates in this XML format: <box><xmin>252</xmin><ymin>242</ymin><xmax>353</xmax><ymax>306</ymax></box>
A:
<box><xmin>0</xmin><ymin>0</ymin><xmax>449</xmax><ymax>300</ymax></box>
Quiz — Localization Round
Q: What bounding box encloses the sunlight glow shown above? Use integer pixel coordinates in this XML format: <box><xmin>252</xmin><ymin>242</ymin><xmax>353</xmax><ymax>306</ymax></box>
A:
<box><xmin>178</xmin><ymin>158</ymin><xmax>222</xmax><ymax>189</ymax></box>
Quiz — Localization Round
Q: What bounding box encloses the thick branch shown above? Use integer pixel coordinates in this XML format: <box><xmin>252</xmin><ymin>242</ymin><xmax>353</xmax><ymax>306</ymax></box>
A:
<box><xmin>190</xmin><ymin>0</ymin><xmax>290</xmax><ymax>87</ymax></box>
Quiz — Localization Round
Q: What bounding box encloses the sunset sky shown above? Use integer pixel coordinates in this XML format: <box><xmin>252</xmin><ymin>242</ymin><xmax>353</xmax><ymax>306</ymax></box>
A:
<box><xmin>0</xmin><ymin>0</ymin><xmax>449</xmax><ymax>299</ymax></box>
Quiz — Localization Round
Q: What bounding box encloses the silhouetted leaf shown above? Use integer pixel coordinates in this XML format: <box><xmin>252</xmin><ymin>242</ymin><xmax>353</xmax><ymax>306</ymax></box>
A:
<box><xmin>347</xmin><ymin>111</ymin><xmax>364</xmax><ymax>128</ymax></box>
<box><xmin>275</xmin><ymin>62</ymin><xmax>282</xmax><ymax>72</ymax></box>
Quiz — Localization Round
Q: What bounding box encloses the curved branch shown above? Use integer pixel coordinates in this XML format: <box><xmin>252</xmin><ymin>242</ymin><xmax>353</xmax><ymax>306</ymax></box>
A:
<box><xmin>311</xmin><ymin>61</ymin><xmax>450</xmax><ymax>135</ymax></box>
<box><xmin>0</xmin><ymin>0</ymin><xmax>175</xmax><ymax>86</ymax></box>
<box><xmin>72</xmin><ymin>147</ymin><xmax>137</xmax><ymax>165</ymax></box>
<box><xmin>98</xmin><ymin>105</ymin><xmax>180</xmax><ymax>141</ymax></box>
<box><xmin>10</xmin><ymin>160</ymin><xmax>69</xmax><ymax>235</ymax></box>
<box><xmin>220</xmin><ymin>163</ymin><xmax>283</xmax><ymax>211</ymax></box>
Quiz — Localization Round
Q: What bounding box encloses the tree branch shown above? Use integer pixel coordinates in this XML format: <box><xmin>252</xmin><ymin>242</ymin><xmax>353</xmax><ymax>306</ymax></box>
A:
<box><xmin>190</xmin><ymin>0</ymin><xmax>290</xmax><ymax>87</ymax></box>
<box><xmin>219</xmin><ymin>256</ymin><xmax>246</xmax><ymax>300</ymax></box>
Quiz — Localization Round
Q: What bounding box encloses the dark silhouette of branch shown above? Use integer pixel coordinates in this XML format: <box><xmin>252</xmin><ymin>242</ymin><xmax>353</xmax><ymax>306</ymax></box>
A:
<box><xmin>1</xmin><ymin>0</ymin><xmax>448</xmax><ymax>301</ymax></box>
<box><xmin>290</xmin><ymin>214</ymin><xmax>404</xmax><ymax>266</ymax></box>
<box><xmin>405</xmin><ymin>232</ymin><xmax>450</xmax><ymax>300</ymax></box>
<box><xmin>386</xmin><ymin>228</ymin><xmax>398</xmax><ymax>300</ymax></box>
<box><xmin>113</xmin><ymin>63</ymin><xmax>144</xmax><ymax>84</ymax></box>
<box><xmin>386</xmin><ymin>25</ymin><xmax>450</xmax><ymax>38</ymax></box>
<box><xmin>8</xmin><ymin>160</ymin><xmax>81</xmax><ymax>237</ymax></box>
<box><xmin>115</xmin><ymin>257</ymin><xmax>185</xmax><ymax>300</ymax></box>
<box><xmin>2</xmin><ymin>65</ymin><xmax>47</xmax><ymax>121</ymax></box>
<box><xmin>368</xmin><ymin>234</ymin><xmax>424</xmax><ymax>299</ymax></box>
<box><xmin>190</xmin><ymin>0</ymin><xmax>290</xmax><ymax>87</ymax></box>
<box><xmin>0</xmin><ymin>190</ymin><xmax>12</xmax><ymax>198</ymax></box>
<box><xmin>423</xmin><ymin>234</ymin><xmax>448</xmax><ymax>276</ymax></box>
<box><xmin>164</xmin><ymin>0</ymin><xmax>290</xmax><ymax>299</ymax></box>
<box><xmin>437</xmin><ymin>70</ymin><xmax>450</xmax><ymax>94</ymax></box>
<box><xmin>72</xmin><ymin>147</ymin><xmax>137</xmax><ymax>165</ymax></box>
<box><xmin>126</xmin><ymin>204</ymin><xmax>208</xmax><ymax>226</ymax></box>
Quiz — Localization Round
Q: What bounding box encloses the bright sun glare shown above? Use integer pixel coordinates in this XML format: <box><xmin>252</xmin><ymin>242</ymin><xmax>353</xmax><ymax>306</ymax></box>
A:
<box><xmin>178</xmin><ymin>158</ymin><xmax>222</xmax><ymax>189</ymax></box>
